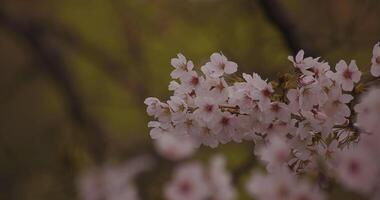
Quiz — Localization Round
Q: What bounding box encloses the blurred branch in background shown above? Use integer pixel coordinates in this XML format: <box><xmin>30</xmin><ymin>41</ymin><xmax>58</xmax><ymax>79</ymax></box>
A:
<box><xmin>0</xmin><ymin>10</ymin><xmax>107</xmax><ymax>165</ymax></box>
<box><xmin>257</xmin><ymin>0</ymin><xmax>317</xmax><ymax>56</ymax></box>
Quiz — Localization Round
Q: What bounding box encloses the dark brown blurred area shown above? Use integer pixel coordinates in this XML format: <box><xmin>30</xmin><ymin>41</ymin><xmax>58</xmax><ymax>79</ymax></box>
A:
<box><xmin>0</xmin><ymin>0</ymin><xmax>379</xmax><ymax>199</ymax></box>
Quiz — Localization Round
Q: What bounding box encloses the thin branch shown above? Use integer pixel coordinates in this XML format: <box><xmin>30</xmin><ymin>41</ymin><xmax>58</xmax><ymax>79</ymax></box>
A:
<box><xmin>257</xmin><ymin>0</ymin><xmax>317</xmax><ymax>56</ymax></box>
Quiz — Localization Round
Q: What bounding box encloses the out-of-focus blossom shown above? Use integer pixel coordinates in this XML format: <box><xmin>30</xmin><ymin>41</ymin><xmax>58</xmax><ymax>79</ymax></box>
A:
<box><xmin>201</xmin><ymin>52</ymin><xmax>237</xmax><ymax>78</ymax></box>
<box><xmin>246</xmin><ymin>167</ymin><xmax>325</xmax><ymax>200</ymax></box>
<box><xmin>154</xmin><ymin>134</ymin><xmax>196</xmax><ymax>161</ymax></box>
<box><xmin>78</xmin><ymin>156</ymin><xmax>154</xmax><ymax>200</ymax></box>
<box><xmin>165</xmin><ymin>155</ymin><xmax>235</xmax><ymax>200</ymax></box>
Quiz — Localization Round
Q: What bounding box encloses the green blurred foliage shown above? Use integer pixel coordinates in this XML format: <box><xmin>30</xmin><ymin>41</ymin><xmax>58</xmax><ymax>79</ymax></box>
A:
<box><xmin>0</xmin><ymin>0</ymin><xmax>379</xmax><ymax>199</ymax></box>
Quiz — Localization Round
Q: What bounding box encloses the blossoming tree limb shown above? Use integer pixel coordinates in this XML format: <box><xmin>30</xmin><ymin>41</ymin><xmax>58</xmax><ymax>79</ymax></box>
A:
<box><xmin>145</xmin><ymin>43</ymin><xmax>380</xmax><ymax>200</ymax></box>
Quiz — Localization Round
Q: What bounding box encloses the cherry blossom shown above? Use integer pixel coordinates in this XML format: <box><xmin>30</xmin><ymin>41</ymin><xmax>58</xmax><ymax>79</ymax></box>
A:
<box><xmin>165</xmin><ymin>155</ymin><xmax>235</xmax><ymax>200</ymax></box>
<box><xmin>78</xmin><ymin>156</ymin><xmax>153</xmax><ymax>200</ymax></box>
<box><xmin>355</xmin><ymin>87</ymin><xmax>380</xmax><ymax>134</ymax></box>
<box><xmin>256</xmin><ymin>136</ymin><xmax>291</xmax><ymax>172</ymax></box>
<box><xmin>332</xmin><ymin>60</ymin><xmax>361</xmax><ymax>91</ymax></box>
<box><xmin>170</xmin><ymin>53</ymin><xmax>194</xmax><ymax>79</ymax></box>
<box><xmin>335</xmin><ymin>147</ymin><xmax>379</xmax><ymax>194</ymax></box>
<box><xmin>208</xmin><ymin>155</ymin><xmax>236</xmax><ymax>200</ymax></box>
<box><xmin>165</xmin><ymin>163</ymin><xmax>210</xmax><ymax>200</ymax></box>
<box><xmin>288</xmin><ymin>50</ymin><xmax>313</xmax><ymax>73</ymax></box>
<box><xmin>246</xmin><ymin>167</ymin><xmax>325</xmax><ymax>200</ymax></box>
<box><xmin>201</xmin><ymin>52</ymin><xmax>237</xmax><ymax>78</ymax></box>
<box><xmin>154</xmin><ymin>134</ymin><xmax>196</xmax><ymax>161</ymax></box>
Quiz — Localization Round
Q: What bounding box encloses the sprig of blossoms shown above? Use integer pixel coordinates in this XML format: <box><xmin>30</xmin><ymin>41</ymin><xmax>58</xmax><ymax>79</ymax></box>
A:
<box><xmin>145</xmin><ymin>43</ymin><xmax>380</xmax><ymax>199</ymax></box>
<box><xmin>145</xmin><ymin>47</ymin><xmax>366</xmax><ymax>172</ymax></box>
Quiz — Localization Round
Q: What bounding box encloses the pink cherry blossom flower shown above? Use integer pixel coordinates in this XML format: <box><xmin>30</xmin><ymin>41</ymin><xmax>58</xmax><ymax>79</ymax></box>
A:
<box><xmin>211</xmin><ymin>112</ymin><xmax>238</xmax><ymax>144</ymax></box>
<box><xmin>154</xmin><ymin>134</ymin><xmax>196</xmax><ymax>161</ymax></box>
<box><xmin>243</xmin><ymin>73</ymin><xmax>274</xmax><ymax>110</ymax></box>
<box><xmin>165</xmin><ymin>163</ymin><xmax>210</xmax><ymax>200</ymax></box>
<box><xmin>144</xmin><ymin>97</ymin><xmax>163</xmax><ymax>117</ymax></box>
<box><xmin>170</xmin><ymin>53</ymin><xmax>194</xmax><ymax>79</ymax></box>
<box><xmin>190</xmin><ymin>120</ymin><xmax>220</xmax><ymax>148</ymax></box>
<box><xmin>322</xmin><ymin>85</ymin><xmax>352</xmax><ymax>124</ymax></box>
<box><xmin>208</xmin><ymin>155</ymin><xmax>236</xmax><ymax>200</ymax></box>
<box><xmin>263</xmin><ymin>102</ymin><xmax>290</xmax><ymax>122</ymax></box>
<box><xmin>336</xmin><ymin>147</ymin><xmax>379</xmax><ymax>194</ymax></box>
<box><xmin>257</xmin><ymin>136</ymin><xmax>291</xmax><ymax>172</ymax></box>
<box><xmin>167</xmin><ymin>96</ymin><xmax>188</xmax><ymax>123</ymax></box>
<box><xmin>147</xmin><ymin>121</ymin><xmax>172</xmax><ymax>139</ymax></box>
<box><xmin>180</xmin><ymin>71</ymin><xmax>205</xmax><ymax>93</ymax></box>
<box><xmin>354</xmin><ymin>88</ymin><xmax>380</xmax><ymax>134</ymax></box>
<box><xmin>333</xmin><ymin>60</ymin><xmax>361</xmax><ymax>91</ymax></box>
<box><xmin>246</xmin><ymin>167</ymin><xmax>325</xmax><ymax>200</ymax></box>
<box><xmin>371</xmin><ymin>42</ymin><xmax>380</xmax><ymax>77</ymax></box>
<box><xmin>193</xmin><ymin>97</ymin><xmax>221</xmax><ymax>122</ymax></box>
<box><xmin>288</xmin><ymin>50</ymin><xmax>314</xmax><ymax>73</ymax></box>
<box><xmin>78</xmin><ymin>156</ymin><xmax>153</xmax><ymax>200</ymax></box>
<box><xmin>201</xmin><ymin>53</ymin><xmax>237</xmax><ymax>78</ymax></box>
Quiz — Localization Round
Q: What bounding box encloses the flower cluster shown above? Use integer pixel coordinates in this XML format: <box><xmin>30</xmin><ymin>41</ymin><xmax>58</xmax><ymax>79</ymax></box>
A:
<box><xmin>145</xmin><ymin>43</ymin><xmax>380</xmax><ymax>199</ymax></box>
<box><xmin>145</xmin><ymin>49</ymin><xmax>363</xmax><ymax>172</ymax></box>
<box><xmin>165</xmin><ymin>155</ymin><xmax>235</xmax><ymax>200</ymax></box>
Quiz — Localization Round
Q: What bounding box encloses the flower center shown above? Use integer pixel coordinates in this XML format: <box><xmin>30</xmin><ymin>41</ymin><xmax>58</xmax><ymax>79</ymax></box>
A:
<box><xmin>343</xmin><ymin>69</ymin><xmax>352</xmax><ymax>79</ymax></box>
<box><xmin>185</xmin><ymin>119</ymin><xmax>193</xmax><ymax>128</ymax></box>
<box><xmin>180</xmin><ymin>63</ymin><xmax>187</xmax><ymax>70</ymax></box>
<box><xmin>221</xmin><ymin>117</ymin><xmax>230</xmax><ymax>126</ymax></box>
<box><xmin>190</xmin><ymin>76</ymin><xmax>199</xmax><ymax>86</ymax></box>
<box><xmin>348</xmin><ymin>160</ymin><xmax>360</xmax><ymax>175</ymax></box>
<box><xmin>201</xmin><ymin>127</ymin><xmax>211</xmax><ymax>135</ymax></box>
<box><xmin>271</xmin><ymin>104</ymin><xmax>280</xmax><ymax>112</ymax></box>
<box><xmin>376</xmin><ymin>56</ymin><xmax>380</xmax><ymax>64</ymax></box>
<box><xmin>204</xmin><ymin>104</ymin><xmax>214</xmax><ymax>112</ymax></box>
<box><xmin>178</xmin><ymin>180</ymin><xmax>192</xmax><ymax>195</ymax></box>
<box><xmin>261</xmin><ymin>88</ymin><xmax>272</xmax><ymax>97</ymax></box>
<box><xmin>218</xmin><ymin>62</ymin><xmax>225</xmax><ymax>70</ymax></box>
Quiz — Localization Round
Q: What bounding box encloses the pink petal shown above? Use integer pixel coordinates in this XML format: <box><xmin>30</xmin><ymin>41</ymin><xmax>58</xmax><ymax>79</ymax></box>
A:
<box><xmin>224</xmin><ymin>61</ymin><xmax>238</xmax><ymax>74</ymax></box>
<box><xmin>371</xmin><ymin>65</ymin><xmax>380</xmax><ymax>77</ymax></box>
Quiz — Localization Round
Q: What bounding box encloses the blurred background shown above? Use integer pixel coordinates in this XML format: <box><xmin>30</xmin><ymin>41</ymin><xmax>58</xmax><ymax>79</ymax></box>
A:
<box><xmin>0</xmin><ymin>0</ymin><xmax>380</xmax><ymax>199</ymax></box>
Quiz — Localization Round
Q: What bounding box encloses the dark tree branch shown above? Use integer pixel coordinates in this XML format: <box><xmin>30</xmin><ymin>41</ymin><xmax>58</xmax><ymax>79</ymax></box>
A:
<box><xmin>0</xmin><ymin>11</ymin><xmax>107</xmax><ymax>165</ymax></box>
<box><xmin>257</xmin><ymin>0</ymin><xmax>317</xmax><ymax>56</ymax></box>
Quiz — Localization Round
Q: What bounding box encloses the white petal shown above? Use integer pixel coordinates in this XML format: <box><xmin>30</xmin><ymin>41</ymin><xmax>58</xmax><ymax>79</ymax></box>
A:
<box><xmin>339</xmin><ymin>94</ymin><xmax>353</xmax><ymax>103</ymax></box>
<box><xmin>335</xmin><ymin>60</ymin><xmax>347</xmax><ymax>72</ymax></box>
<box><xmin>371</xmin><ymin>64</ymin><xmax>380</xmax><ymax>77</ymax></box>
<box><xmin>170</xmin><ymin>69</ymin><xmax>185</xmax><ymax>79</ymax></box>
<box><xmin>187</xmin><ymin>60</ymin><xmax>194</xmax><ymax>71</ymax></box>
<box><xmin>296</xmin><ymin>50</ymin><xmax>304</xmax><ymax>62</ymax></box>
<box><xmin>351</xmin><ymin>70</ymin><xmax>361</xmax><ymax>82</ymax></box>
<box><xmin>348</xmin><ymin>60</ymin><xmax>358</xmax><ymax>71</ymax></box>
<box><xmin>210</xmin><ymin>53</ymin><xmax>222</xmax><ymax>63</ymax></box>
<box><xmin>373</xmin><ymin>42</ymin><xmax>380</xmax><ymax>56</ymax></box>
<box><xmin>177</xmin><ymin>53</ymin><xmax>186</xmax><ymax>63</ymax></box>
<box><xmin>341</xmin><ymin>79</ymin><xmax>354</xmax><ymax>91</ymax></box>
<box><xmin>171</xmin><ymin>58</ymin><xmax>181</xmax><ymax>68</ymax></box>
<box><xmin>224</xmin><ymin>61</ymin><xmax>238</xmax><ymax>74</ymax></box>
